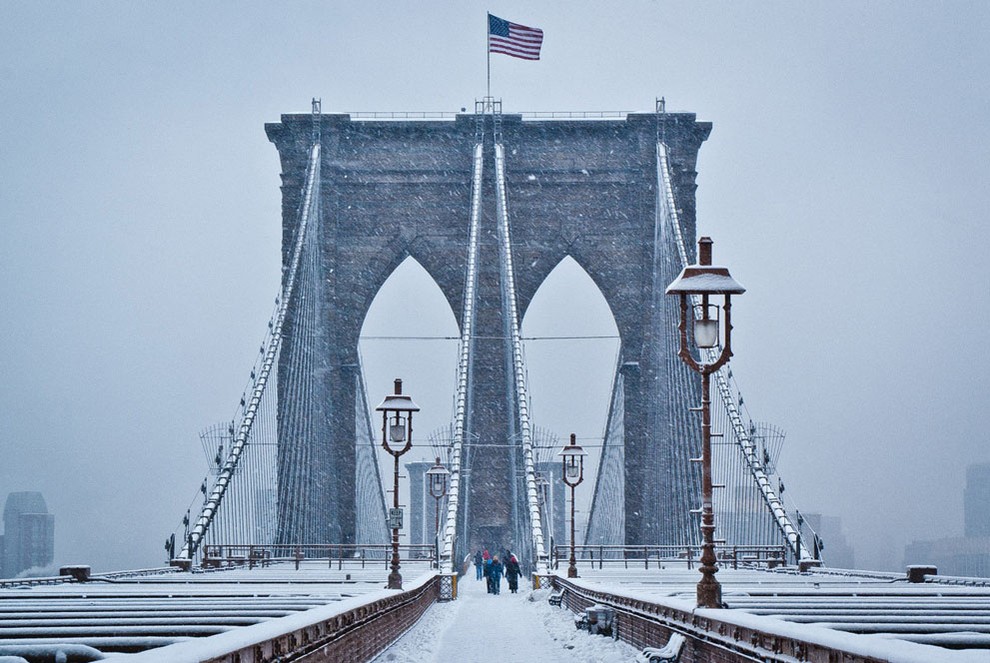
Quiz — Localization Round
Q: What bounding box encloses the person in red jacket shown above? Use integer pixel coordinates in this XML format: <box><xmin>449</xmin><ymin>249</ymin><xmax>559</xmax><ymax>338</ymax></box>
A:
<box><xmin>504</xmin><ymin>552</ymin><xmax>522</xmax><ymax>593</ymax></box>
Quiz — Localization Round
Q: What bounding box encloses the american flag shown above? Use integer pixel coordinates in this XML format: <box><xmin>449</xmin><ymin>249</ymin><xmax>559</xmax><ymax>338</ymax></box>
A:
<box><xmin>488</xmin><ymin>14</ymin><xmax>543</xmax><ymax>61</ymax></box>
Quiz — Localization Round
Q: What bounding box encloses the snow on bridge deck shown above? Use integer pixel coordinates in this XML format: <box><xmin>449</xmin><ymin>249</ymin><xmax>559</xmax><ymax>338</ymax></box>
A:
<box><xmin>372</xmin><ymin>568</ymin><xmax>638</xmax><ymax>663</ymax></box>
<box><xmin>7</xmin><ymin>562</ymin><xmax>990</xmax><ymax>661</ymax></box>
<box><xmin>552</xmin><ymin>563</ymin><xmax>990</xmax><ymax>661</ymax></box>
<box><xmin>0</xmin><ymin>560</ymin><xmax>437</xmax><ymax>659</ymax></box>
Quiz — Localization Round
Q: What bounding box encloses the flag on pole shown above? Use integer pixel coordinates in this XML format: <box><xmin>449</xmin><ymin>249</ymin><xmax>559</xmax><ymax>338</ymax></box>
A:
<box><xmin>488</xmin><ymin>14</ymin><xmax>543</xmax><ymax>60</ymax></box>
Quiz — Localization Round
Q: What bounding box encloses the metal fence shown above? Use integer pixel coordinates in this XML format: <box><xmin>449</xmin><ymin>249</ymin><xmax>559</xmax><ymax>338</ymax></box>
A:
<box><xmin>551</xmin><ymin>544</ymin><xmax>788</xmax><ymax>571</ymax></box>
<box><xmin>201</xmin><ymin>544</ymin><xmax>437</xmax><ymax>570</ymax></box>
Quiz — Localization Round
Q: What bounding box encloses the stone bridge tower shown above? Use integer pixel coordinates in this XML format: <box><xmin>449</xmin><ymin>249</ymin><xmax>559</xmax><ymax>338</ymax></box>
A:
<box><xmin>265</xmin><ymin>109</ymin><xmax>711</xmax><ymax>551</ymax></box>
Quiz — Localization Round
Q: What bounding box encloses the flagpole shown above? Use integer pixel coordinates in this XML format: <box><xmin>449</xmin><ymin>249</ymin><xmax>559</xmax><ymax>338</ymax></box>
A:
<box><xmin>486</xmin><ymin>12</ymin><xmax>491</xmax><ymax>100</ymax></box>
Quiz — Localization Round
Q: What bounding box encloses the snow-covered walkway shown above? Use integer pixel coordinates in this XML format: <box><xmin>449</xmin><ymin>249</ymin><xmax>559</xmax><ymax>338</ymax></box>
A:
<box><xmin>373</xmin><ymin>573</ymin><xmax>639</xmax><ymax>663</ymax></box>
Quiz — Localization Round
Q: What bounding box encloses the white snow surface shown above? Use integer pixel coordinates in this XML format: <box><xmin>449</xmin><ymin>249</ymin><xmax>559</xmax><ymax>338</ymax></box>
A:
<box><xmin>566</xmin><ymin>566</ymin><xmax>990</xmax><ymax>663</ymax></box>
<box><xmin>372</xmin><ymin>574</ymin><xmax>638</xmax><ymax>663</ymax></box>
<box><xmin>13</xmin><ymin>563</ymin><xmax>990</xmax><ymax>662</ymax></box>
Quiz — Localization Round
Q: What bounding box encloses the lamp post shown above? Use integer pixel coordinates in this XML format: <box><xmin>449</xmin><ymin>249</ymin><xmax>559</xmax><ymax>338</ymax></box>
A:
<box><xmin>665</xmin><ymin>237</ymin><xmax>745</xmax><ymax>609</ymax></box>
<box><xmin>376</xmin><ymin>378</ymin><xmax>420</xmax><ymax>590</ymax></box>
<box><xmin>426</xmin><ymin>456</ymin><xmax>449</xmax><ymax>568</ymax></box>
<box><xmin>559</xmin><ymin>433</ymin><xmax>586</xmax><ymax>579</ymax></box>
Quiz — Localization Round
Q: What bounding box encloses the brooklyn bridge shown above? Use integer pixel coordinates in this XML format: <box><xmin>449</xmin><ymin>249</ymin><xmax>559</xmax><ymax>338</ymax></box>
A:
<box><xmin>1</xmin><ymin>101</ymin><xmax>987</xmax><ymax>663</ymax></box>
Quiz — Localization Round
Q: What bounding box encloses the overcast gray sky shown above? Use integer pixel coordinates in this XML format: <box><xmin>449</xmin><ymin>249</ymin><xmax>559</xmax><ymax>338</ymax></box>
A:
<box><xmin>1</xmin><ymin>2</ymin><xmax>988</xmax><ymax>573</ymax></box>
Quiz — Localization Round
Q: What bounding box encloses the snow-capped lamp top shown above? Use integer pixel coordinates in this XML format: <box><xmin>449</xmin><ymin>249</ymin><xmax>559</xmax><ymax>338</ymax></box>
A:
<box><xmin>426</xmin><ymin>457</ymin><xmax>450</xmax><ymax>498</ymax></box>
<box><xmin>375</xmin><ymin>378</ymin><xmax>421</xmax><ymax>414</ymax></box>
<box><xmin>376</xmin><ymin>378</ymin><xmax>419</xmax><ymax>449</ymax></box>
<box><xmin>665</xmin><ymin>237</ymin><xmax>746</xmax><ymax>295</ymax></box>
<box><xmin>557</xmin><ymin>433</ymin><xmax>588</xmax><ymax>459</ymax></box>
<box><xmin>558</xmin><ymin>433</ymin><xmax>587</xmax><ymax>485</ymax></box>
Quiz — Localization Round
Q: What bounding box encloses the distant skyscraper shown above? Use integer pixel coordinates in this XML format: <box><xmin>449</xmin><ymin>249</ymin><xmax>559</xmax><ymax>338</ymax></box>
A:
<box><xmin>535</xmin><ymin>461</ymin><xmax>565</xmax><ymax>553</ymax></box>
<box><xmin>802</xmin><ymin>513</ymin><xmax>855</xmax><ymax>569</ymax></box>
<box><xmin>405</xmin><ymin>460</ymin><xmax>434</xmax><ymax>547</ymax></box>
<box><xmin>965</xmin><ymin>463</ymin><xmax>990</xmax><ymax>537</ymax></box>
<box><xmin>904</xmin><ymin>463</ymin><xmax>990</xmax><ymax>577</ymax></box>
<box><xmin>1</xmin><ymin>492</ymin><xmax>55</xmax><ymax>578</ymax></box>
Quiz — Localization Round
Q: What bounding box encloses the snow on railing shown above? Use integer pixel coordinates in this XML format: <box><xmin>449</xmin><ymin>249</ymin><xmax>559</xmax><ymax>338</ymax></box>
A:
<box><xmin>178</xmin><ymin>143</ymin><xmax>322</xmax><ymax>562</ymax></box>
<box><xmin>323</xmin><ymin>109</ymin><xmax>680</xmax><ymax>122</ymax></box>
<box><xmin>656</xmin><ymin>141</ymin><xmax>811</xmax><ymax>562</ymax></box>
<box><xmin>438</xmin><ymin>143</ymin><xmax>484</xmax><ymax>573</ymax></box>
<box><xmin>494</xmin><ymin>142</ymin><xmax>548</xmax><ymax>574</ymax></box>
<box><xmin>349</xmin><ymin>111</ymin><xmax>459</xmax><ymax>120</ymax></box>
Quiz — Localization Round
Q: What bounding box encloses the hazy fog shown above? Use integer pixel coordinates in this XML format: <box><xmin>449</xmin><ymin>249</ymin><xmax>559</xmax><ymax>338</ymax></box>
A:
<box><xmin>1</xmin><ymin>2</ymin><xmax>988</xmax><ymax>573</ymax></box>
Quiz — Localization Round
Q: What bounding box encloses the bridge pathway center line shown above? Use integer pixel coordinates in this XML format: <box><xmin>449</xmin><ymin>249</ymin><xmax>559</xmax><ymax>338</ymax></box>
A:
<box><xmin>373</xmin><ymin>573</ymin><xmax>637</xmax><ymax>663</ymax></box>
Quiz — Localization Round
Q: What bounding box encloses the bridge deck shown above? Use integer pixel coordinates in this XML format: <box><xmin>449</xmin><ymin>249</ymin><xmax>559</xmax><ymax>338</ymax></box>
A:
<box><xmin>0</xmin><ymin>561</ymin><xmax>436</xmax><ymax>660</ymax></box>
<box><xmin>555</xmin><ymin>564</ymin><xmax>990</xmax><ymax>661</ymax></box>
<box><xmin>7</xmin><ymin>563</ymin><xmax>990</xmax><ymax>661</ymax></box>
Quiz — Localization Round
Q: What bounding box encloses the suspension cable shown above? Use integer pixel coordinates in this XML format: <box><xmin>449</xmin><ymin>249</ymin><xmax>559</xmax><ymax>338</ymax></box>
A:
<box><xmin>494</xmin><ymin>139</ymin><xmax>548</xmax><ymax>573</ymax></box>
<box><xmin>176</xmin><ymin>141</ymin><xmax>322</xmax><ymax>561</ymax></box>
<box><xmin>656</xmin><ymin>140</ymin><xmax>811</xmax><ymax>561</ymax></box>
<box><xmin>438</xmin><ymin>141</ymin><xmax>484</xmax><ymax>572</ymax></box>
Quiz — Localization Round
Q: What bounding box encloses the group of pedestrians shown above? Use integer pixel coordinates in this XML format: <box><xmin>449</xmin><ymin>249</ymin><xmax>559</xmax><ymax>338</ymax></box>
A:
<box><xmin>472</xmin><ymin>548</ymin><xmax>522</xmax><ymax>595</ymax></box>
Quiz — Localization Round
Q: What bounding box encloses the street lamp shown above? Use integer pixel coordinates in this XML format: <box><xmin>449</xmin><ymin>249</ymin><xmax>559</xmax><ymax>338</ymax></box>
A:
<box><xmin>559</xmin><ymin>433</ymin><xmax>586</xmax><ymax>578</ymax></box>
<box><xmin>376</xmin><ymin>378</ymin><xmax>420</xmax><ymax>590</ymax></box>
<box><xmin>426</xmin><ymin>456</ymin><xmax>449</xmax><ymax>568</ymax></box>
<box><xmin>666</xmin><ymin>236</ymin><xmax>745</xmax><ymax>609</ymax></box>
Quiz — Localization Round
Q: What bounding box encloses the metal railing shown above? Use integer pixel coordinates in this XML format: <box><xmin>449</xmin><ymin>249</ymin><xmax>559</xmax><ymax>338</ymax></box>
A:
<box><xmin>201</xmin><ymin>544</ymin><xmax>436</xmax><ymax>570</ymax></box>
<box><xmin>327</xmin><ymin>110</ymin><xmax>653</xmax><ymax>121</ymax></box>
<box><xmin>0</xmin><ymin>566</ymin><xmax>181</xmax><ymax>588</ymax></box>
<box><xmin>520</xmin><ymin>111</ymin><xmax>636</xmax><ymax>120</ymax></box>
<box><xmin>551</xmin><ymin>544</ymin><xmax>788</xmax><ymax>571</ymax></box>
<box><xmin>549</xmin><ymin>576</ymin><xmax>904</xmax><ymax>663</ymax></box>
<box><xmin>349</xmin><ymin>111</ymin><xmax>459</xmax><ymax>120</ymax></box>
<box><xmin>194</xmin><ymin>575</ymin><xmax>442</xmax><ymax>663</ymax></box>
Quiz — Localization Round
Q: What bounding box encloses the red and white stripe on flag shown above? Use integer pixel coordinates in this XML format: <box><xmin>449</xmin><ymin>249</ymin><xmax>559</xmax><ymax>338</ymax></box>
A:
<box><xmin>488</xmin><ymin>14</ymin><xmax>543</xmax><ymax>61</ymax></box>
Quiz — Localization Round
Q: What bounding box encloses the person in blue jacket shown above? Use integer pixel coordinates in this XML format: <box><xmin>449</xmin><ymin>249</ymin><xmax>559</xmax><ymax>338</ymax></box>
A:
<box><xmin>483</xmin><ymin>555</ymin><xmax>494</xmax><ymax>593</ymax></box>
<box><xmin>474</xmin><ymin>549</ymin><xmax>484</xmax><ymax>580</ymax></box>
<box><xmin>489</xmin><ymin>555</ymin><xmax>504</xmax><ymax>595</ymax></box>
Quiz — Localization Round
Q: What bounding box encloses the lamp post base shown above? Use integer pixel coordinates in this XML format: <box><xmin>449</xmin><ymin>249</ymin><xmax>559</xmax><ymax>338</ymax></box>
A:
<box><xmin>696</xmin><ymin>573</ymin><xmax>721</xmax><ymax>608</ymax></box>
<box><xmin>697</xmin><ymin>527</ymin><xmax>721</xmax><ymax>608</ymax></box>
<box><xmin>387</xmin><ymin>570</ymin><xmax>403</xmax><ymax>590</ymax></box>
<box><xmin>567</xmin><ymin>565</ymin><xmax>578</xmax><ymax>578</ymax></box>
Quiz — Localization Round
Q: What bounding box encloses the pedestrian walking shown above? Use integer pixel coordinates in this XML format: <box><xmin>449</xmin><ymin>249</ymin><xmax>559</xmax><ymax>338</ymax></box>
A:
<box><xmin>484</xmin><ymin>555</ymin><xmax>494</xmax><ymax>593</ymax></box>
<box><xmin>505</xmin><ymin>551</ymin><xmax>522</xmax><ymax>593</ymax></box>
<box><xmin>474</xmin><ymin>549</ymin><xmax>484</xmax><ymax>580</ymax></box>
<box><xmin>490</xmin><ymin>555</ymin><xmax>504</xmax><ymax>595</ymax></box>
